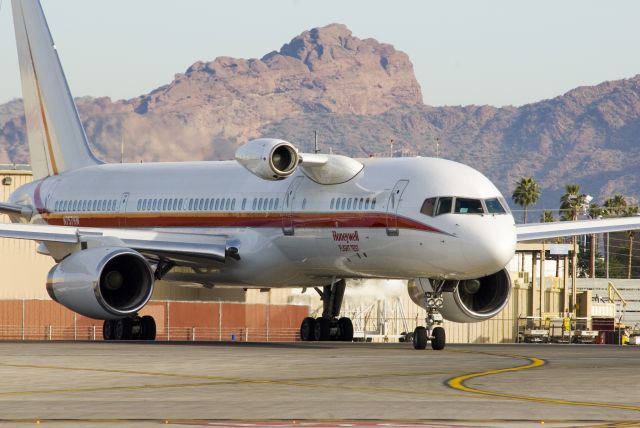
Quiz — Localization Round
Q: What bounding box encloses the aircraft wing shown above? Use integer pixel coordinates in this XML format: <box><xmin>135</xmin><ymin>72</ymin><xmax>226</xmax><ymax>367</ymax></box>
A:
<box><xmin>516</xmin><ymin>216</ymin><xmax>640</xmax><ymax>242</ymax></box>
<box><xmin>0</xmin><ymin>223</ymin><xmax>233</xmax><ymax>265</ymax></box>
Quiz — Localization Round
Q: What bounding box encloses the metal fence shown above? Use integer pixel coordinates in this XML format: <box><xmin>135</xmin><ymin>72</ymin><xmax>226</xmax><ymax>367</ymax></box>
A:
<box><xmin>0</xmin><ymin>325</ymin><xmax>301</xmax><ymax>342</ymax></box>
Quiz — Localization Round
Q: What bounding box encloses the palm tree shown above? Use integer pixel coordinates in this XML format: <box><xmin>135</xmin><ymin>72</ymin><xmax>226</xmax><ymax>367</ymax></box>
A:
<box><xmin>559</xmin><ymin>184</ymin><xmax>585</xmax><ymax>221</ymax></box>
<box><xmin>604</xmin><ymin>194</ymin><xmax>627</xmax><ymax>217</ymax></box>
<box><xmin>541</xmin><ymin>210</ymin><xmax>555</xmax><ymax>223</ymax></box>
<box><xmin>512</xmin><ymin>177</ymin><xmax>540</xmax><ymax>224</ymax></box>
<box><xmin>588</xmin><ymin>203</ymin><xmax>605</xmax><ymax>278</ymax></box>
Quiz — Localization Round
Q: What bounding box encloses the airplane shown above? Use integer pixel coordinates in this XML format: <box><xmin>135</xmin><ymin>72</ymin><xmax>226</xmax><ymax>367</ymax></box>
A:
<box><xmin>2</xmin><ymin>0</ymin><xmax>640</xmax><ymax>350</ymax></box>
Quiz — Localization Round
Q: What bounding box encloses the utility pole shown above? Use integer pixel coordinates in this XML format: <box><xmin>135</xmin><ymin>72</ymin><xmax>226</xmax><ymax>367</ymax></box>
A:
<box><xmin>436</xmin><ymin>137</ymin><xmax>440</xmax><ymax>158</ymax></box>
<box><xmin>389</xmin><ymin>139</ymin><xmax>394</xmax><ymax>157</ymax></box>
<box><xmin>314</xmin><ymin>130</ymin><xmax>320</xmax><ymax>154</ymax></box>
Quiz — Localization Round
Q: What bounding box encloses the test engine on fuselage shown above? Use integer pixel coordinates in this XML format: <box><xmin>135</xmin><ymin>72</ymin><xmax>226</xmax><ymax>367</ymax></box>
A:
<box><xmin>408</xmin><ymin>269</ymin><xmax>512</xmax><ymax>323</ymax></box>
<box><xmin>235</xmin><ymin>138</ymin><xmax>299</xmax><ymax>180</ymax></box>
<box><xmin>46</xmin><ymin>247</ymin><xmax>155</xmax><ymax>319</ymax></box>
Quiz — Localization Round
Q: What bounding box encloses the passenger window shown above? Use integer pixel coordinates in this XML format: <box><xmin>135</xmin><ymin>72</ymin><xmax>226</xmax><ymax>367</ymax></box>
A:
<box><xmin>371</xmin><ymin>198</ymin><xmax>376</xmax><ymax>209</ymax></box>
<box><xmin>420</xmin><ymin>198</ymin><xmax>437</xmax><ymax>216</ymax></box>
<box><xmin>359</xmin><ymin>198</ymin><xmax>364</xmax><ymax>210</ymax></box>
<box><xmin>485</xmin><ymin>198</ymin><xmax>506</xmax><ymax>214</ymax></box>
<box><xmin>241</xmin><ymin>198</ymin><xmax>246</xmax><ymax>210</ymax></box>
<box><xmin>330</xmin><ymin>198</ymin><xmax>335</xmax><ymax>209</ymax></box>
<box><xmin>436</xmin><ymin>197</ymin><xmax>452</xmax><ymax>215</ymax></box>
<box><xmin>231</xmin><ymin>199</ymin><xmax>236</xmax><ymax>210</ymax></box>
<box><xmin>365</xmin><ymin>198</ymin><xmax>370</xmax><ymax>210</ymax></box>
<box><xmin>455</xmin><ymin>198</ymin><xmax>484</xmax><ymax>214</ymax></box>
<box><xmin>137</xmin><ymin>200</ymin><xmax>142</xmax><ymax>211</ymax></box>
<box><xmin>274</xmin><ymin>198</ymin><xmax>279</xmax><ymax>210</ymax></box>
<box><xmin>252</xmin><ymin>198</ymin><xmax>257</xmax><ymax>210</ymax></box>
<box><xmin>172</xmin><ymin>199</ymin><xmax>178</xmax><ymax>211</ymax></box>
<box><xmin>226</xmin><ymin>199</ymin><xmax>231</xmax><ymax>210</ymax></box>
<box><xmin>347</xmin><ymin>198</ymin><xmax>352</xmax><ymax>210</ymax></box>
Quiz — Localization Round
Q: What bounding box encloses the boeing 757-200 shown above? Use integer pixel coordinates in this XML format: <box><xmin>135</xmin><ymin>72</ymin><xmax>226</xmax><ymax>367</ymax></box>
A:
<box><xmin>2</xmin><ymin>0</ymin><xmax>639</xmax><ymax>349</ymax></box>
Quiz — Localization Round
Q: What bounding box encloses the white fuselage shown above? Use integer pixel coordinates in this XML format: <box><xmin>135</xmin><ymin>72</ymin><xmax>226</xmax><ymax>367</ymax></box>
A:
<box><xmin>9</xmin><ymin>156</ymin><xmax>517</xmax><ymax>288</ymax></box>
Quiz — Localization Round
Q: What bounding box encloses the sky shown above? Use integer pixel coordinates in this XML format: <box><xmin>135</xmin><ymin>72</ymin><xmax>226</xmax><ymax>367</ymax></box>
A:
<box><xmin>1</xmin><ymin>0</ymin><xmax>640</xmax><ymax>107</ymax></box>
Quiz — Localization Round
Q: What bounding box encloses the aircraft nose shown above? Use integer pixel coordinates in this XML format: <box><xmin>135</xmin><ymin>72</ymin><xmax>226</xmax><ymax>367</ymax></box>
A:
<box><xmin>461</xmin><ymin>220</ymin><xmax>516</xmax><ymax>275</ymax></box>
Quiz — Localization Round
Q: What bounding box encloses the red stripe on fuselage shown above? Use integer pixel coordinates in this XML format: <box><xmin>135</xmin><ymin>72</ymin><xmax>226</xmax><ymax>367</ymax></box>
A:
<box><xmin>41</xmin><ymin>211</ymin><xmax>445</xmax><ymax>234</ymax></box>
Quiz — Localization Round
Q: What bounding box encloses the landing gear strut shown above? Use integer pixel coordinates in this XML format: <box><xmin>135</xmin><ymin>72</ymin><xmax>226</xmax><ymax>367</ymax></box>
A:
<box><xmin>103</xmin><ymin>315</ymin><xmax>156</xmax><ymax>341</ymax></box>
<box><xmin>299</xmin><ymin>279</ymin><xmax>354</xmax><ymax>342</ymax></box>
<box><xmin>413</xmin><ymin>282</ymin><xmax>446</xmax><ymax>351</ymax></box>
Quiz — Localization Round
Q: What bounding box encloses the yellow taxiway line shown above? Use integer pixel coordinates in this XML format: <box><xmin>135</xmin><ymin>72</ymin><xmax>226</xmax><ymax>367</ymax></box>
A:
<box><xmin>446</xmin><ymin>350</ymin><xmax>640</xmax><ymax>413</ymax></box>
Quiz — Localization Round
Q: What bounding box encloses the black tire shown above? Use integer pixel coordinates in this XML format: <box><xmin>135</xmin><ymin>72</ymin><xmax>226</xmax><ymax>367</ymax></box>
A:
<box><xmin>299</xmin><ymin>317</ymin><xmax>316</xmax><ymax>341</ymax></box>
<box><xmin>103</xmin><ymin>320</ymin><xmax>115</xmax><ymax>341</ymax></box>
<box><xmin>413</xmin><ymin>326</ymin><xmax>427</xmax><ymax>350</ymax></box>
<box><xmin>114</xmin><ymin>318</ymin><xmax>133</xmax><ymax>340</ymax></box>
<box><xmin>314</xmin><ymin>317</ymin><xmax>331</xmax><ymax>341</ymax></box>
<box><xmin>338</xmin><ymin>317</ymin><xmax>354</xmax><ymax>342</ymax></box>
<box><xmin>431</xmin><ymin>326</ymin><xmax>446</xmax><ymax>350</ymax></box>
<box><xmin>140</xmin><ymin>315</ymin><xmax>156</xmax><ymax>341</ymax></box>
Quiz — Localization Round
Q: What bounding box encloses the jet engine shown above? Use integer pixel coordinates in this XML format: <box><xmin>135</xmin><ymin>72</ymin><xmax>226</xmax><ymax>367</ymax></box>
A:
<box><xmin>408</xmin><ymin>269</ymin><xmax>512</xmax><ymax>323</ymax></box>
<box><xmin>46</xmin><ymin>247</ymin><xmax>154</xmax><ymax>320</ymax></box>
<box><xmin>235</xmin><ymin>138</ymin><xmax>299</xmax><ymax>180</ymax></box>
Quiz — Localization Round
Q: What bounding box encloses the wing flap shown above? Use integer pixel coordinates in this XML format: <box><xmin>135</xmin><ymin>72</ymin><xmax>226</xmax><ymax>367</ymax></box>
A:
<box><xmin>517</xmin><ymin>217</ymin><xmax>640</xmax><ymax>241</ymax></box>
<box><xmin>0</xmin><ymin>223</ymin><xmax>231</xmax><ymax>264</ymax></box>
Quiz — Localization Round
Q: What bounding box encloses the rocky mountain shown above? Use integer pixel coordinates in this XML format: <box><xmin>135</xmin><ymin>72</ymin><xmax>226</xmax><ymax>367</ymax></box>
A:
<box><xmin>1</xmin><ymin>23</ymin><xmax>640</xmax><ymax>216</ymax></box>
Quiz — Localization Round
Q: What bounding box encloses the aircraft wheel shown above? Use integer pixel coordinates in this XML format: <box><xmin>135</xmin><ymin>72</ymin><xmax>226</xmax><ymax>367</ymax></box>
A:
<box><xmin>431</xmin><ymin>326</ymin><xmax>446</xmax><ymax>350</ymax></box>
<box><xmin>413</xmin><ymin>326</ymin><xmax>427</xmax><ymax>350</ymax></box>
<box><xmin>103</xmin><ymin>320</ymin><xmax>115</xmax><ymax>341</ymax></box>
<box><xmin>114</xmin><ymin>317</ymin><xmax>133</xmax><ymax>340</ymax></box>
<box><xmin>300</xmin><ymin>317</ymin><xmax>316</xmax><ymax>341</ymax></box>
<box><xmin>140</xmin><ymin>315</ymin><xmax>156</xmax><ymax>341</ymax></box>
<box><xmin>338</xmin><ymin>317</ymin><xmax>354</xmax><ymax>342</ymax></box>
<box><xmin>314</xmin><ymin>317</ymin><xmax>331</xmax><ymax>341</ymax></box>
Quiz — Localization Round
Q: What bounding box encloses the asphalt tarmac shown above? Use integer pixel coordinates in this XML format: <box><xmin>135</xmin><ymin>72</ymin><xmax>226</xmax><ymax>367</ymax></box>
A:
<box><xmin>0</xmin><ymin>341</ymin><xmax>637</xmax><ymax>427</ymax></box>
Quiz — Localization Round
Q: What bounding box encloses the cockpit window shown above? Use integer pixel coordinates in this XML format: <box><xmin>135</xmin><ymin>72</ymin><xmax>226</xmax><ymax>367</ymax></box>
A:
<box><xmin>435</xmin><ymin>197</ymin><xmax>453</xmax><ymax>216</ymax></box>
<box><xmin>455</xmin><ymin>198</ymin><xmax>484</xmax><ymax>214</ymax></box>
<box><xmin>420</xmin><ymin>198</ymin><xmax>437</xmax><ymax>216</ymax></box>
<box><xmin>485</xmin><ymin>198</ymin><xmax>506</xmax><ymax>214</ymax></box>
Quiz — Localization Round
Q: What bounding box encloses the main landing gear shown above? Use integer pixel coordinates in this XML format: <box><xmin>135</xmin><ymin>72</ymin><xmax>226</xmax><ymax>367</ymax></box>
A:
<box><xmin>299</xmin><ymin>279</ymin><xmax>354</xmax><ymax>342</ymax></box>
<box><xmin>413</xmin><ymin>284</ymin><xmax>446</xmax><ymax>351</ymax></box>
<box><xmin>103</xmin><ymin>315</ymin><xmax>156</xmax><ymax>341</ymax></box>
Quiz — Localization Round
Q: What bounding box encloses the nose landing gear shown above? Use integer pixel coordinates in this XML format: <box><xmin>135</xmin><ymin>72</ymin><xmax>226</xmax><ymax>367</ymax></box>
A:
<box><xmin>413</xmin><ymin>291</ymin><xmax>446</xmax><ymax>351</ymax></box>
<box><xmin>299</xmin><ymin>279</ymin><xmax>354</xmax><ymax>342</ymax></box>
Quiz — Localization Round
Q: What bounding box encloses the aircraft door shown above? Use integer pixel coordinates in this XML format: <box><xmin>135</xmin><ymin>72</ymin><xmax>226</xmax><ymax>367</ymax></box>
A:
<box><xmin>386</xmin><ymin>180</ymin><xmax>409</xmax><ymax>236</ymax></box>
<box><xmin>119</xmin><ymin>192</ymin><xmax>129</xmax><ymax>227</ymax></box>
<box><xmin>282</xmin><ymin>177</ymin><xmax>303</xmax><ymax>236</ymax></box>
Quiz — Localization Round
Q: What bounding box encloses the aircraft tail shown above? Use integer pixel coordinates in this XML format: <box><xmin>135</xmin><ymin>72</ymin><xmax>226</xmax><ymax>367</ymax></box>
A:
<box><xmin>12</xmin><ymin>0</ymin><xmax>101</xmax><ymax>179</ymax></box>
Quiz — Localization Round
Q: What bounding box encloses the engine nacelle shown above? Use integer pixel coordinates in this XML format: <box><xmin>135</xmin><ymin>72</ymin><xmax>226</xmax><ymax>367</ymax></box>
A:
<box><xmin>408</xmin><ymin>269</ymin><xmax>512</xmax><ymax>323</ymax></box>
<box><xmin>46</xmin><ymin>247</ymin><xmax>154</xmax><ymax>320</ymax></box>
<box><xmin>235</xmin><ymin>138</ymin><xmax>299</xmax><ymax>180</ymax></box>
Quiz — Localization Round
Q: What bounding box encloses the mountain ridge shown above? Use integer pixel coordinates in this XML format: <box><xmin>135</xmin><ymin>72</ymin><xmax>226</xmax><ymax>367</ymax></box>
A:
<box><xmin>1</xmin><ymin>23</ymin><xmax>639</xmax><ymax>213</ymax></box>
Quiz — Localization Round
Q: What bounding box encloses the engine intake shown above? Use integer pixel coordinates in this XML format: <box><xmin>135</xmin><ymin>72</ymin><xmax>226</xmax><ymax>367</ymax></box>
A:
<box><xmin>440</xmin><ymin>269</ymin><xmax>512</xmax><ymax>322</ymax></box>
<box><xmin>408</xmin><ymin>269</ymin><xmax>512</xmax><ymax>323</ymax></box>
<box><xmin>235</xmin><ymin>138</ymin><xmax>299</xmax><ymax>180</ymax></box>
<box><xmin>47</xmin><ymin>247</ymin><xmax>154</xmax><ymax>319</ymax></box>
